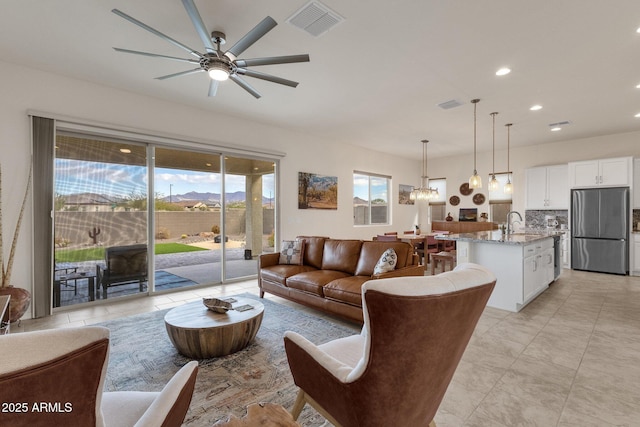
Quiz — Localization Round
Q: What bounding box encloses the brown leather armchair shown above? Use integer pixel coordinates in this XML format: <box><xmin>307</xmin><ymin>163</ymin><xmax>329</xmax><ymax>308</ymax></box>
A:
<box><xmin>284</xmin><ymin>263</ymin><xmax>496</xmax><ymax>427</ymax></box>
<box><xmin>0</xmin><ymin>326</ymin><xmax>198</xmax><ymax>427</ymax></box>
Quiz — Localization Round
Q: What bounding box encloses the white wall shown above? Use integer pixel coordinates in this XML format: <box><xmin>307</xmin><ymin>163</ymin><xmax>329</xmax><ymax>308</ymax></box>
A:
<box><xmin>0</xmin><ymin>60</ymin><xmax>422</xmax><ymax>319</ymax></box>
<box><xmin>427</xmin><ymin>131</ymin><xmax>640</xmax><ymax>223</ymax></box>
<box><xmin>3</xmin><ymin>59</ymin><xmax>640</xmax><ymax>319</ymax></box>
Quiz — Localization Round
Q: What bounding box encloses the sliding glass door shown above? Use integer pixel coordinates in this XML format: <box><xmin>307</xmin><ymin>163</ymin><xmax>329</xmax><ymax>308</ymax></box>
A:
<box><xmin>53</xmin><ymin>133</ymin><xmax>148</xmax><ymax>307</ymax></box>
<box><xmin>153</xmin><ymin>147</ymin><xmax>223</xmax><ymax>288</ymax></box>
<box><xmin>223</xmin><ymin>156</ymin><xmax>276</xmax><ymax>280</ymax></box>
<box><xmin>52</xmin><ymin>133</ymin><xmax>277</xmax><ymax>310</ymax></box>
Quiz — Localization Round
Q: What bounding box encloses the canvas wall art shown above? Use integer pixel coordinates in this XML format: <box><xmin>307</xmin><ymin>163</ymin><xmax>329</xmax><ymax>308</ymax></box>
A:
<box><xmin>399</xmin><ymin>184</ymin><xmax>414</xmax><ymax>205</ymax></box>
<box><xmin>298</xmin><ymin>172</ymin><xmax>338</xmax><ymax>210</ymax></box>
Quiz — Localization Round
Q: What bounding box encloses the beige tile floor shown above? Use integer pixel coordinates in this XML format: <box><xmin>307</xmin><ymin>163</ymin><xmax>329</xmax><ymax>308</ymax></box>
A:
<box><xmin>12</xmin><ymin>268</ymin><xmax>640</xmax><ymax>426</ymax></box>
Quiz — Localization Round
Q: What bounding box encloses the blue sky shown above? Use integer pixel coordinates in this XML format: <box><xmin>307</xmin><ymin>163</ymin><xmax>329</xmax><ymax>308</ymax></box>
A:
<box><xmin>55</xmin><ymin>159</ymin><xmax>275</xmax><ymax>199</ymax></box>
<box><xmin>353</xmin><ymin>174</ymin><xmax>388</xmax><ymax>201</ymax></box>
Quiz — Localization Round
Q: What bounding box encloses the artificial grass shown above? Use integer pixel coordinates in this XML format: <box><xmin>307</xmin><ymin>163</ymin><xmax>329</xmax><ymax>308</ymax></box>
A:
<box><xmin>55</xmin><ymin>242</ymin><xmax>208</xmax><ymax>263</ymax></box>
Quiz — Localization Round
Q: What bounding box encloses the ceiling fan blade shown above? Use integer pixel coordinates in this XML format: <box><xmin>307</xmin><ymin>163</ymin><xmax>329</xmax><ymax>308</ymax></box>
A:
<box><xmin>112</xmin><ymin>9</ymin><xmax>203</xmax><ymax>59</ymax></box>
<box><xmin>181</xmin><ymin>0</ymin><xmax>216</xmax><ymax>53</ymax></box>
<box><xmin>113</xmin><ymin>48</ymin><xmax>200</xmax><ymax>64</ymax></box>
<box><xmin>229</xmin><ymin>74</ymin><xmax>261</xmax><ymax>98</ymax></box>
<box><xmin>235</xmin><ymin>54</ymin><xmax>310</xmax><ymax>68</ymax></box>
<box><xmin>155</xmin><ymin>68</ymin><xmax>204</xmax><ymax>80</ymax></box>
<box><xmin>236</xmin><ymin>68</ymin><xmax>299</xmax><ymax>88</ymax></box>
<box><xmin>208</xmin><ymin>80</ymin><xmax>219</xmax><ymax>97</ymax></box>
<box><xmin>225</xmin><ymin>16</ymin><xmax>277</xmax><ymax>60</ymax></box>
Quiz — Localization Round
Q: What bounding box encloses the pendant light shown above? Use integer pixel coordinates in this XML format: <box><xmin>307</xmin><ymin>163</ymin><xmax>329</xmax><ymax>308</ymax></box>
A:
<box><xmin>488</xmin><ymin>111</ymin><xmax>500</xmax><ymax>191</ymax></box>
<box><xmin>504</xmin><ymin>123</ymin><xmax>513</xmax><ymax>194</ymax></box>
<box><xmin>468</xmin><ymin>99</ymin><xmax>482</xmax><ymax>189</ymax></box>
<box><xmin>410</xmin><ymin>139</ymin><xmax>439</xmax><ymax>201</ymax></box>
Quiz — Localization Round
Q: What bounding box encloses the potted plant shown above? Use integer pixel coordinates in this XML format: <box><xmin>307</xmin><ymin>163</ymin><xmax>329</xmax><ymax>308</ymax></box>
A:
<box><xmin>0</xmin><ymin>163</ymin><xmax>32</xmax><ymax>323</ymax></box>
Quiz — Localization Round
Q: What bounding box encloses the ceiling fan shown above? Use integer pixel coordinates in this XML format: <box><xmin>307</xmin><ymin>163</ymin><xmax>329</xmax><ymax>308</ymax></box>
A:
<box><xmin>112</xmin><ymin>0</ymin><xmax>310</xmax><ymax>99</ymax></box>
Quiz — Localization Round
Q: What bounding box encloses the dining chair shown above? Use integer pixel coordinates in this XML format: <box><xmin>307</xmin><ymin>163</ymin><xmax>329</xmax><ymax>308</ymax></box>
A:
<box><xmin>375</xmin><ymin>234</ymin><xmax>400</xmax><ymax>241</ymax></box>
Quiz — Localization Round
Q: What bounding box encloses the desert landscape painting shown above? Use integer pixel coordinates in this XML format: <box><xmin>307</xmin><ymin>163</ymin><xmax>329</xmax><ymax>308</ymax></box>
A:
<box><xmin>298</xmin><ymin>172</ymin><xmax>338</xmax><ymax>210</ymax></box>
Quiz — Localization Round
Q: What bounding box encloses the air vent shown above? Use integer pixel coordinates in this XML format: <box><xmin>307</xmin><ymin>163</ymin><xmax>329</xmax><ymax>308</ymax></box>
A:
<box><xmin>437</xmin><ymin>99</ymin><xmax>463</xmax><ymax>110</ymax></box>
<box><xmin>287</xmin><ymin>1</ymin><xmax>345</xmax><ymax>37</ymax></box>
<box><xmin>548</xmin><ymin>120</ymin><xmax>571</xmax><ymax>127</ymax></box>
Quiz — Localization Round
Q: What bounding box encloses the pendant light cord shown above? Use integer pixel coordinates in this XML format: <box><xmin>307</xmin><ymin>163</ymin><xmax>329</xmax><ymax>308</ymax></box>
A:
<box><xmin>506</xmin><ymin>123</ymin><xmax>512</xmax><ymax>171</ymax></box>
<box><xmin>490</xmin><ymin>112</ymin><xmax>498</xmax><ymax>175</ymax></box>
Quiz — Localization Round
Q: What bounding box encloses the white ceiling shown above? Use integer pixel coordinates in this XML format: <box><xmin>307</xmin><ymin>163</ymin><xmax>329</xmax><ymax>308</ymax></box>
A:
<box><xmin>2</xmin><ymin>0</ymin><xmax>640</xmax><ymax>160</ymax></box>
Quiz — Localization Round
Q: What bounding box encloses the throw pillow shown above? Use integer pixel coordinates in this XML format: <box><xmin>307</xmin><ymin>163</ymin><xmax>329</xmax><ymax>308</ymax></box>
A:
<box><xmin>279</xmin><ymin>239</ymin><xmax>305</xmax><ymax>265</ymax></box>
<box><xmin>373</xmin><ymin>248</ymin><xmax>397</xmax><ymax>274</ymax></box>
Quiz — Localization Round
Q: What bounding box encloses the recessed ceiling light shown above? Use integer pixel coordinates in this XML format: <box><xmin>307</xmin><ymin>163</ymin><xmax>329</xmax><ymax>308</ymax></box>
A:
<box><xmin>635</xmin><ymin>113</ymin><xmax>640</xmax><ymax>118</ymax></box>
<box><xmin>637</xmin><ymin>27</ymin><xmax>640</xmax><ymax>33</ymax></box>
<box><xmin>530</xmin><ymin>105</ymin><xmax>543</xmax><ymax>111</ymax></box>
<box><xmin>550</xmin><ymin>127</ymin><xmax>562</xmax><ymax>132</ymax></box>
<box><xmin>636</xmin><ymin>84</ymin><xmax>640</xmax><ymax>89</ymax></box>
<box><xmin>120</xmin><ymin>148</ymin><xmax>131</xmax><ymax>153</ymax></box>
<box><xmin>496</xmin><ymin>67</ymin><xmax>511</xmax><ymax>76</ymax></box>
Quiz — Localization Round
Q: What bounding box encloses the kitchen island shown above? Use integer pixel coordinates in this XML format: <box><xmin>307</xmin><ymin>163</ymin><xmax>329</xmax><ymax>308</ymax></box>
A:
<box><xmin>437</xmin><ymin>231</ymin><xmax>557</xmax><ymax>312</ymax></box>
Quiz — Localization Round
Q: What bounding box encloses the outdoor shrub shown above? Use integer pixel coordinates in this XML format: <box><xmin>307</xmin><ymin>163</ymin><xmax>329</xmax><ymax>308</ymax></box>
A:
<box><xmin>211</xmin><ymin>225</ymin><xmax>220</xmax><ymax>234</ymax></box>
<box><xmin>156</xmin><ymin>227</ymin><xmax>170</xmax><ymax>240</ymax></box>
<box><xmin>181</xmin><ymin>234</ymin><xmax>188</xmax><ymax>239</ymax></box>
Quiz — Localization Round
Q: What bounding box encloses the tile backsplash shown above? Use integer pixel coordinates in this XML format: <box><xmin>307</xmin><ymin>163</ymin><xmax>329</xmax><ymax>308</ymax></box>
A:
<box><xmin>525</xmin><ymin>210</ymin><xmax>569</xmax><ymax>230</ymax></box>
<box><xmin>527</xmin><ymin>209</ymin><xmax>640</xmax><ymax>231</ymax></box>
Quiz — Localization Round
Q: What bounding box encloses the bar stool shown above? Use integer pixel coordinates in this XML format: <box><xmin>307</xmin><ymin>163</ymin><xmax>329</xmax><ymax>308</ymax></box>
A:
<box><xmin>431</xmin><ymin>250</ymin><xmax>456</xmax><ymax>275</ymax></box>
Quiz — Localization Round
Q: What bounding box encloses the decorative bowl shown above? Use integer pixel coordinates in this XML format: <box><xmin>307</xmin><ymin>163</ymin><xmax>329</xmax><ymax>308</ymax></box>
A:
<box><xmin>203</xmin><ymin>298</ymin><xmax>233</xmax><ymax>313</ymax></box>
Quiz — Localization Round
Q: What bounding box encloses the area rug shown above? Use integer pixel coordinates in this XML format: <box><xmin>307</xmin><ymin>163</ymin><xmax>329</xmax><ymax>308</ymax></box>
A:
<box><xmin>98</xmin><ymin>294</ymin><xmax>360</xmax><ymax>426</ymax></box>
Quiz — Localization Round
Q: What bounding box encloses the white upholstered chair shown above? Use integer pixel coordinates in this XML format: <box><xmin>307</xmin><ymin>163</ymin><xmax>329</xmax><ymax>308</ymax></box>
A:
<box><xmin>0</xmin><ymin>326</ymin><xmax>198</xmax><ymax>427</ymax></box>
<box><xmin>284</xmin><ymin>263</ymin><xmax>496</xmax><ymax>427</ymax></box>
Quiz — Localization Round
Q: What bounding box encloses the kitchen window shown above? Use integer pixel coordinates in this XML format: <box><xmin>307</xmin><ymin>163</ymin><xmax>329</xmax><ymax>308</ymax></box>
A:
<box><xmin>489</xmin><ymin>173</ymin><xmax>512</xmax><ymax>223</ymax></box>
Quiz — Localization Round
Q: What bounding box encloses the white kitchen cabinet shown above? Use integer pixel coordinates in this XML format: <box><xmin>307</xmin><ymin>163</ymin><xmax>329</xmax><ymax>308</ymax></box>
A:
<box><xmin>568</xmin><ymin>157</ymin><xmax>632</xmax><ymax>188</ymax></box>
<box><xmin>633</xmin><ymin>234</ymin><xmax>640</xmax><ymax>277</ymax></box>
<box><xmin>525</xmin><ymin>165</ymin><xmax>569</xmax><ymax>209</ymax></box>
<box><xmin>561</xmin><ymin>232</ymin><xmax>570</xmax><ymax>268</ymax></box>
<box><xmin>634</xmin><ymin>158</ymin><xmax>640</xmax><ymax>208</ymax></box>
<box><xmin>456</xmin><ymin>236</ymin><xmax>555</xmax><ymax>312</ymax></box>
<box><xmin>523</xmin><ymin>241</ymin><xmax>554</xmax><ymax>302</ymax></box>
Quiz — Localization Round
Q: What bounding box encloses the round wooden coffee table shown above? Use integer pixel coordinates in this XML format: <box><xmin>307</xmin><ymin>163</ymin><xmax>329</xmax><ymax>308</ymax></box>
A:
<box><xmin>164</xmin><ymin>297</ymin><xmax>264</xmax><ymax>359</ymax></box>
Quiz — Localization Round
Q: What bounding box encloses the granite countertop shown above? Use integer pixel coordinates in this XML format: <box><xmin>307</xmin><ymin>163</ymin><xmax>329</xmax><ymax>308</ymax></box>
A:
<box><xmin>435</xmin><ymin>230</ymin><xmax>560</xmax><ymax>245</ymax></box>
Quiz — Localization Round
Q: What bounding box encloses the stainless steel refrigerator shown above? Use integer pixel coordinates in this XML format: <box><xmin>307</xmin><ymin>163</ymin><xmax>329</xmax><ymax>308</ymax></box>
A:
<box><xmin>571</xmin><ymin>187</ymin><xmax>629</xmax><ymax>275</ymax></box>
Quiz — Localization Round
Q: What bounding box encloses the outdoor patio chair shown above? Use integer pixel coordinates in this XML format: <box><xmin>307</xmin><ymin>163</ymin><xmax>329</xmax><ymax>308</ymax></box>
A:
<box><xmin>96</xmin><ymin>244</ymin><xmax>148</xmax><ymax>298</ymax></box>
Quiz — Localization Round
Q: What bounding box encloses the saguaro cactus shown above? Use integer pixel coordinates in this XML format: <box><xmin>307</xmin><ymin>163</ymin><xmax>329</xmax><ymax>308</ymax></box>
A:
<box><xmin>88</xmin><ymin>226</ymin><xmax>101</xmax><ymax>244</ymax></box>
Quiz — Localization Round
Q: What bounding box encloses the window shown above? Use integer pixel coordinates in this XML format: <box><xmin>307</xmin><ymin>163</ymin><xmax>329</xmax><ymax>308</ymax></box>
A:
<box><xmin>489</xmin><ymin>173</ymin><xmax>512</xmax><ymax>223</ymax></box>
<box><xmin>428</xmin><ymin>178</ymin><xmax>446</xmax><ymax>221</ymax></box>
<box><xmin>353</xmin><ymin>172</ymin><xmax>390</xmax><ymax>225</ymax></box>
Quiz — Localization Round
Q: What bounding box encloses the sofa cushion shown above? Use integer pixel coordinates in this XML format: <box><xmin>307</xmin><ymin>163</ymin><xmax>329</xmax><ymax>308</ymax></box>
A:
<box><xmin>322</xmin><ymin>240</ymin><xmax>363</xmax><ymax>275</ymax></box>
<box><xmin>287</xmin><ymin>270</ymin><xmax>351</xmax><ymax>296</ymax></box>
<box><xmin>323</xmin><ymin>276</ymin><xmax>370</xmax><ymax>306</ymax></box>
<box><xmin>373</xmin><ymin>248</ymin><xmax>397</xmax><ymax>274</ymax></box>
<box><xmin>354</xmin><ymin>241</ymin><xmax>413</xmax><ymax>276</ymax></box>
<box><xmin>297</xmin><ymin>236</ymin><xmax>328</xmax><ymax>269</ymax></box>
<box><xmin>260</xmin><ymin>265</ymin><xmax>317</xmax><ymax>286</ymax></box>
<box><xmin>279</xmin><ymin>240</ymin><xmax>305</xmax><ymax>265</ymax></box>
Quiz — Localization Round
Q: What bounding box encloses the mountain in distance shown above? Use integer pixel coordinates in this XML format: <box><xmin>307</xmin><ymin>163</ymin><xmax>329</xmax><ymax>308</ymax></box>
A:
<box><xmin>353</xmin><ymin>196</ymin><xmax>368</xmax><ymax>205</ymax></box>
<box><xmin>162</xmin><ymin>191</ymin><xmax>273</xmax><ymax>204</ymax></box>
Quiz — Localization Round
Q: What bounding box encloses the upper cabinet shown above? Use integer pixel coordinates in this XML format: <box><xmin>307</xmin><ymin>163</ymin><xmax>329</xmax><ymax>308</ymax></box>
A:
<box><xmin>568</xmin><ymin>157</ymin><xmax>632</xmax><ymax>188</ymax></box>
<box><xmin>635</xmin><ymin>158</ymin><xmax>640</xmax><ymax>208</ymax></box>
<box><xmin>525</xmin><ymin>164</ymin><xmax>569</xmax><ymax>210</ymax></box>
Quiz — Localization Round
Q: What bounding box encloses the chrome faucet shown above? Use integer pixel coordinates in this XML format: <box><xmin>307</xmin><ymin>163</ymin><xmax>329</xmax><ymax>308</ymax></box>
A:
<box><xmin>506</xmin><ymin>211</ymin><xmax>523</xmax><ymax>234</ymax></box>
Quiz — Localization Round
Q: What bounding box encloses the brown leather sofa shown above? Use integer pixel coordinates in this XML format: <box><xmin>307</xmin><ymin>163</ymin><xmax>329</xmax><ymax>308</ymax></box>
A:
<box><xmin>258</xmin><ymin>237</ymin><xmax>424</xmax><ymax>323</ymax></box>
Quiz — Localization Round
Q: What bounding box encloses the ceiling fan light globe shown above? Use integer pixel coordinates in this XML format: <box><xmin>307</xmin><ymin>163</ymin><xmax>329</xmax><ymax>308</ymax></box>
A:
<box><xmin>208</xmin><ymin>68</ymin><xmax>229</xmax><ymax>81</ymax></box>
